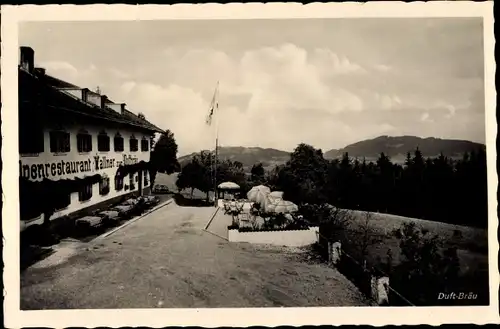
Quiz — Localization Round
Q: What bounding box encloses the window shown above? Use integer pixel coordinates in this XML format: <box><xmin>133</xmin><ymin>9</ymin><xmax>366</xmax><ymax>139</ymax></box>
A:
<box><xmin>77</xmin><ymin>131</ymin><xmax>92</xmax><ymax>153</ymax></box>
<box><xmin>129</xmin><ymin>175</ymin><xmax>136</xmax><ymax>190</ymax></box>
<box><xmin>50</xmin><ymin>131</ymin><xmax>70</xmax><ymax>153</ymax></box>
<box><xmin>19</xmin><ymin>123</ymin><xmax>44</xmax><ymax>154</ymax></box>
<box><xmin>114</xmin><ymin>133</ymin><xmax>124</xmax><ymax>152</ymax></box>
<box><xmin>78</xmin><ymin>183</ymin><xmax>93</xmax><ymax>202</ymax></box>
<box><xmin>141</xmin><ymin>138</ymin><xmax>149</xmax><ymax>152</ymax></box>
<box><xmin>115</xmin><ymin>175</ymin><xmax>124</xmax><ymax>191</ymax></box>
<box><xmin>144</xmin><ymin>173</ymin><xmax>149</xmax><ymax>186</ymax></box>
<box><xmin>53</xmin><ymin>192</ymin><xmax>71</xmax><ymax>210</ymax></box>
<box><xmin>129</xmin><ymin>135</ymin><xmax>138</xmax><ymax>152</ymax></box>
<box><xmin>98</xmin><ymin>131</ymin><xmax>110</xmax><ymax>152</ymax></box>
<box><xmin>99</xmin><ymin>177</ymin><xmax>110</xmax><ymax>195</ymax></box>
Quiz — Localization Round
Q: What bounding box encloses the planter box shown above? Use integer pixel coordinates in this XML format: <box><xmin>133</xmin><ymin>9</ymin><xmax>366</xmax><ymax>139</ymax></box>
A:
<box><xmin>228</xmin><ymin>226</ymin><xmax>319</xmax><ymax>247</ymax></box>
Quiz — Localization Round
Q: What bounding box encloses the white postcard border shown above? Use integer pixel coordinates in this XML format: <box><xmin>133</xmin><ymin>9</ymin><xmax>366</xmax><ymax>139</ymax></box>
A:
<box><xmin>2</xmin><ymin>2</ymin><xmax>498</xmax><ymax>327</ymax></box>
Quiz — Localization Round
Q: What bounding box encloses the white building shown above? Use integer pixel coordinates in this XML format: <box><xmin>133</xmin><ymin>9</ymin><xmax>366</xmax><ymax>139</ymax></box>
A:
<box><xmin>19</xmin><ymin>46</ymin><xmax>164</xmax><ymax>231</ymax></box>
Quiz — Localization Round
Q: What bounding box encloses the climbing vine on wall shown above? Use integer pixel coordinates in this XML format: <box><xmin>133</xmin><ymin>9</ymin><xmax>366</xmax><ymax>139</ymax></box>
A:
<box><xmin>115</xmin><ymin>160</ymin><xmax>151</xmax><ymax>179</ymax></box>
<box><xmin>19</xmin><ymin>174</ymin><xmax>102</xmax><ymax>223</ymax></box>
<box><xmin>20</xmin><ymin>160</ymin><xmax>153</xmax><ymax>224</ymax></box>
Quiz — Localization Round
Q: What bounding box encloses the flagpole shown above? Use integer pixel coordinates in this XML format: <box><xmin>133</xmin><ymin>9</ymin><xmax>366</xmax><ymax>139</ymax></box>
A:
<box><xmin>214</xmin><ymin>81</ymin><xmax>220</xmax><ymax>207</ymax></box>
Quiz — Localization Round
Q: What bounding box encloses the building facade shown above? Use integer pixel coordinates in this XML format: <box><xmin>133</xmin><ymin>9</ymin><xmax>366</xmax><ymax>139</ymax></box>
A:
<box><xmin>19</xmin><ymin>46</ymin><xmax>163</xmax><ymax>231</ymax></box>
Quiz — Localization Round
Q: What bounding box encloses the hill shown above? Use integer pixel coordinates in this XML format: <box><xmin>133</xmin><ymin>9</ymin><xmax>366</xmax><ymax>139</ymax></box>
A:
<box><xmin>178</xmin><ymin>146</ymin><xmax>290</xmax><ymax>171</ymax></box>
<box><xmin>177</xmin><ymin>136</ymin><xmax>485</xmax><ymax>170</ymax></box>
<box><xmin>324</xmin><ymin>135</ymin><xmax>485</xmax><ymax>163</ymax></box>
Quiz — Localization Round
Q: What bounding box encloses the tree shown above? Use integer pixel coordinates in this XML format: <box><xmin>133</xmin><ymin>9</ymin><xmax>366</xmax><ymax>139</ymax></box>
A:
<box><xmin>251</xmin><ymin>162</ymin><xmax>265</xmax><ymax>183</ymax></box>
<box><xmin>149</xmin><ymin>130</ymin><xmax>180</xmax><ymax>188</ymax></box>
<box><xmin>392</xmin><ymin>222</ymin><xmax>461</xmax><ymax>305</ymax></box>
<box><xmin>335</xmin><ymin>152</ymin><xmax>354</xmax><ymax>208</ymax></box>
<box><xmin>280</xmin><ymin>143</ymin><xmax>329</xmax><ymax>205</ymax></box>
<box><xmin>265</xmin><ymin>164</ymin><xmax>285</xmax><ymax>190</ymax></box>
<box><xmin>176</xmin><ymin>155</ymin><xmax>206</xmax><ymax>198</ymax></box>
<box><xmin>350</xmin><ymin>211</ymin><xmax>379</xmax><ymax>264</ymax></box>
<box><xmin>375</xmin><ymin>152</ymin><xmax>395</xmax><ymax>213</ymax></box>
<box><xmin>196</xmin><ymin>151</ymin><xmax>216</xmax><ymax>201</ymax></box>
<box><xmin>176</xmin><ymin>151</ymin><xmax>250</xmax><ymax>202</ymax></box>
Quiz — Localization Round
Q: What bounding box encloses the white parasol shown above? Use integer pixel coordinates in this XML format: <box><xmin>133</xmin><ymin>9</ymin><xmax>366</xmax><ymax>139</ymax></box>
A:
<box><xmin>247</xmin><ymin>185</ymin><xmax>271</xmax><ymax>206</ymax></box>
<box><xmin>269</xmin><ymin>191</ymin><xmax>284</xmax><ymax>198</ymax></box>
<box><xmin>218</xmin><ymin>181</ymin><xmax>240</xmax><ymax>190</ymax></box>
<box><xmin>266</xmin><ymin>199</ymin><xmax>299</xmax><ymax>214</ymax></box>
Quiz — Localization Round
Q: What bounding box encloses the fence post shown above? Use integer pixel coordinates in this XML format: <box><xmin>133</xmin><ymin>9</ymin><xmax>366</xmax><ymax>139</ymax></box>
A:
<box><xmin>328</xmin><ymin>241</ymin><xmax>332</xmax><ymax>263</ymax></box>
<box><xmin>370</xmin><ymin>275</ymin><xmax>390</xmax><ymax>305</ymax></box>
<box><xmin>330</xmin><ymin>241</ymin><xmax>342</xmax><ymax>266</ymax></box>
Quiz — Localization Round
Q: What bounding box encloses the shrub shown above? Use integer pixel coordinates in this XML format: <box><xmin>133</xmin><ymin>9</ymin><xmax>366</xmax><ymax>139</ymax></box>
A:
<box><xmin>345</xmin><ymin>211</ymin><xmax>381</xmax><ymax>262</ymax></box>
<box><xmin>391</xmin><ymin>222</ymin><xmax>461</xmax><ymax>305</ymax></box>
<box><xmin>299</xmin><ymin>203</ymin><xmax>352</xmax><ymax>259</ymax></box>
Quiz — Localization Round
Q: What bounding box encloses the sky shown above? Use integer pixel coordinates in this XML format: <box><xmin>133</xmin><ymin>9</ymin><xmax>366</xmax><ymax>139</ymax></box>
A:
<box><xmin>19</xmin><ymin>18</ymin><xmax>485</xmax><ymax>156</ymax></box>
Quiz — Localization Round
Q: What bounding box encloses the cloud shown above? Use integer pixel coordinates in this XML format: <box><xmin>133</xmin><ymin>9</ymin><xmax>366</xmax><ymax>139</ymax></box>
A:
<box><xmin>153</xmin><ymin>44</ymin><xmax>371</xmax><ymax>152</ymax></box>
<box><xmin>34</xmin><ymin>41</ymin><xmax>484</xmax><ymax>155</ymax></box>
<box><xmin>105</xmin><ymin>42</ymin><xmax>482</xmax><ymax>154</ymax></box>
<box><xmin>118</xmin><ymin>82</ymin><xmax>214</xmax><ymax>153</ymax></box>
<box><xmin>374</xmin><ymin>93</ymin><xmax>403</xmax><ymax>110</ymax></box>
<box><xmin>374</xmin><ymin>64</ymin><xmax>392</xmax><ymax>72</ymax></box>
<box><xmin>310</xmin><ymin>48</ymin><xmax>366</xmax><ymax>75</ymax></box>
<box><xmin>108</xmin><ymin>68</ymin><xmax>130</xmax><ymax>80</ymax></box>
<box><xmin>420</xmin><ymin>112</ymin><xmax>433</xmax><ymax>123</ymax></box>
<box><xmin>40</xmin><ymin>61</ymin><xmax>100</xmax><ymax>87</ymax></box>
<box><xmin>40</xmin><ymin>61</ymin><xmax>79</xmax><ymax>80</ymax></box>
<box><xmin>445</xmin><ymin>105</ymin><xmax>457</xmax><ymax>119</ymax></box>
<box><xmin>120</xmin><ymin>81</ymin><xmax>136</xmax><ymax>94</ymax></box>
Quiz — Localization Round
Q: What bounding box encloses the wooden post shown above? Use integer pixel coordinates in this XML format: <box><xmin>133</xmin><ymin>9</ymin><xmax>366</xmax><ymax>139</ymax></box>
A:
<box><xmin>332</xmin><ymin>242</ymin><xmax>342</xmax><ymax>265</ymax></box>
<box><xmin>328</xmin><ymin>241</ymin><xmax>333</xmax><ymax>264</ymax></box>
<box><xmin>370</xmin><ymin>276</ymin><xmax>390</xmax><ymax>305</ymax></box>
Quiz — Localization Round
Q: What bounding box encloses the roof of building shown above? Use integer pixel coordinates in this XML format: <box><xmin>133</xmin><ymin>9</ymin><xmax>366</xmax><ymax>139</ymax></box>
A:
<box><xmin>20</xmin><ymin>66</ymin><xmax>164</xmax><ymax>134</ymax></box>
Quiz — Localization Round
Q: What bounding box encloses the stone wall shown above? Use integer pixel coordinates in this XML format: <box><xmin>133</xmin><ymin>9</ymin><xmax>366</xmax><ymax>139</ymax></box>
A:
<box><xmin>228</xmin><ymin>227</ymin><xmax>319</xmax><ymax>247</ymax></box>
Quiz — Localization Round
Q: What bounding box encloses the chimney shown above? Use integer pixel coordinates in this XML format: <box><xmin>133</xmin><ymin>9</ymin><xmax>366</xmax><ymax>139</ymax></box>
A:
<box><xmin>120</xmin><ymin>103</ymin><xmax>126</xmax><ymax>114</ymax></box>
<box><xmin>100</xmin><ymin>95</ymin><xmax>108</xmax><ymax>109</ymax></box>
<box><xmin>20</xmin><ymin>46</ymin><xmax>35</xmax><ymax>73</ymax></box>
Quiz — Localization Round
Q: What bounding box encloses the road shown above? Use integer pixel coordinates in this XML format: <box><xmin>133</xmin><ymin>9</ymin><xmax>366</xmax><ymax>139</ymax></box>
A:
<box><xmin>21</xmin><ymin>202</ymin><xmax>371</xmax><ymax>309</ymax></box>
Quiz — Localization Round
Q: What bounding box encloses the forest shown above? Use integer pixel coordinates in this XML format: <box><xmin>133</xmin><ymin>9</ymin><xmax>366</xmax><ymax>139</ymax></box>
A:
<box><xmin>177</xmin><ymin>143</ymin><xmax>488</xmax><ymax>229</ymax></box>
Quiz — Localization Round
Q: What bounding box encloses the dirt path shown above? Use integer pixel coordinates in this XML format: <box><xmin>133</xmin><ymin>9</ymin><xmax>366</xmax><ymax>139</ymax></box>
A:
<box><xmin>21</xmin><ymin>203</ymin><xmax>370</xmax><ymax>309</ymax></box>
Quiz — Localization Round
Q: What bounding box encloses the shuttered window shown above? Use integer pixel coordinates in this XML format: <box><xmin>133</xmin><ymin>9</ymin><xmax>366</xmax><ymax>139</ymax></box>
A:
<box><xmin>50</xmin><ymin>131</ymin><xmax>71</xmax><ymax>153</ymax></box>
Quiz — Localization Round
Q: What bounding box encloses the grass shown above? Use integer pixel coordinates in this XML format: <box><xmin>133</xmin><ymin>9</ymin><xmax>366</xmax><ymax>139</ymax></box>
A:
<box><xmin>330</xmin><ymin>210</ymin><xmax>490</xmax><ymax>305</ymax></box>
<box><xmin>345</xmin><ymin>210</ymin><xmax>488</xmax><ymax>276</ymax></box>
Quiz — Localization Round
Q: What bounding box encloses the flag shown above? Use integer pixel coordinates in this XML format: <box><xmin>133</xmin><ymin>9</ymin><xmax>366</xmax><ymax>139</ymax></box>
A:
<box><xmin>206</xmin><ymin>107</ymin><xmax>214</xmax><ymax>126</ymax></box>
<box><xmin>205</xmin><ymin>82</ymin><xmax>219</xmax><ymax>126</ymax></box>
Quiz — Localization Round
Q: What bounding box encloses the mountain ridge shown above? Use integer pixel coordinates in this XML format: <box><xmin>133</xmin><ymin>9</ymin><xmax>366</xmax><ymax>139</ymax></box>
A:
<box><xmin>323</xmin><ymin>135</ymin><xmax>485</xmax><ymax>162</ymax></box>
<box><xmin>177</xmin><ymin>135</ymin><xmax>486</xmax><ymax>169</ymax></box>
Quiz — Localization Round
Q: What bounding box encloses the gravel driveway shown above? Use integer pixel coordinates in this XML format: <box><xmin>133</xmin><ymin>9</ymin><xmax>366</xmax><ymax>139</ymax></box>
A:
<box><xmin>21</xmin><ymin>203</ymin><xmax>371</xmax><ymax>309</ymax></box>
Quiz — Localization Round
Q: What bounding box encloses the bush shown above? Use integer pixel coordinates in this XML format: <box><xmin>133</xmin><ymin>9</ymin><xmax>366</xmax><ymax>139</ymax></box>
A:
<box><xmin>391</xmin><ymin>222</ymin><xmax>461</xmax><ymax>305</ymax></box>
<box><xmin>344</xmin><ymin>211</ymin><xmax>381</xmax><ymax>262</ymax></box>
<box><xmin>299</xmin><ymin>203</ymin><xmax>352</xmax><ymax>260</ymax></box>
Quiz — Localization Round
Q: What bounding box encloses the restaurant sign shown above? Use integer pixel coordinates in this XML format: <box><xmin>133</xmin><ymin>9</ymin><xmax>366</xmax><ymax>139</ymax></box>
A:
<box><xmin>19</xmin><ymin>154</ymin><xmax>139</xmax><ymax>180</ymax></box>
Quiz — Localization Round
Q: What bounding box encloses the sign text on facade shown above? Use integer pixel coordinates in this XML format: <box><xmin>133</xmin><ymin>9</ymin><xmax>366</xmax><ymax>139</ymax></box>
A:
<box><xmin>19</xmin><ymin>154</ymin><xmax>139</xmax><ymax>180</ymax></box>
